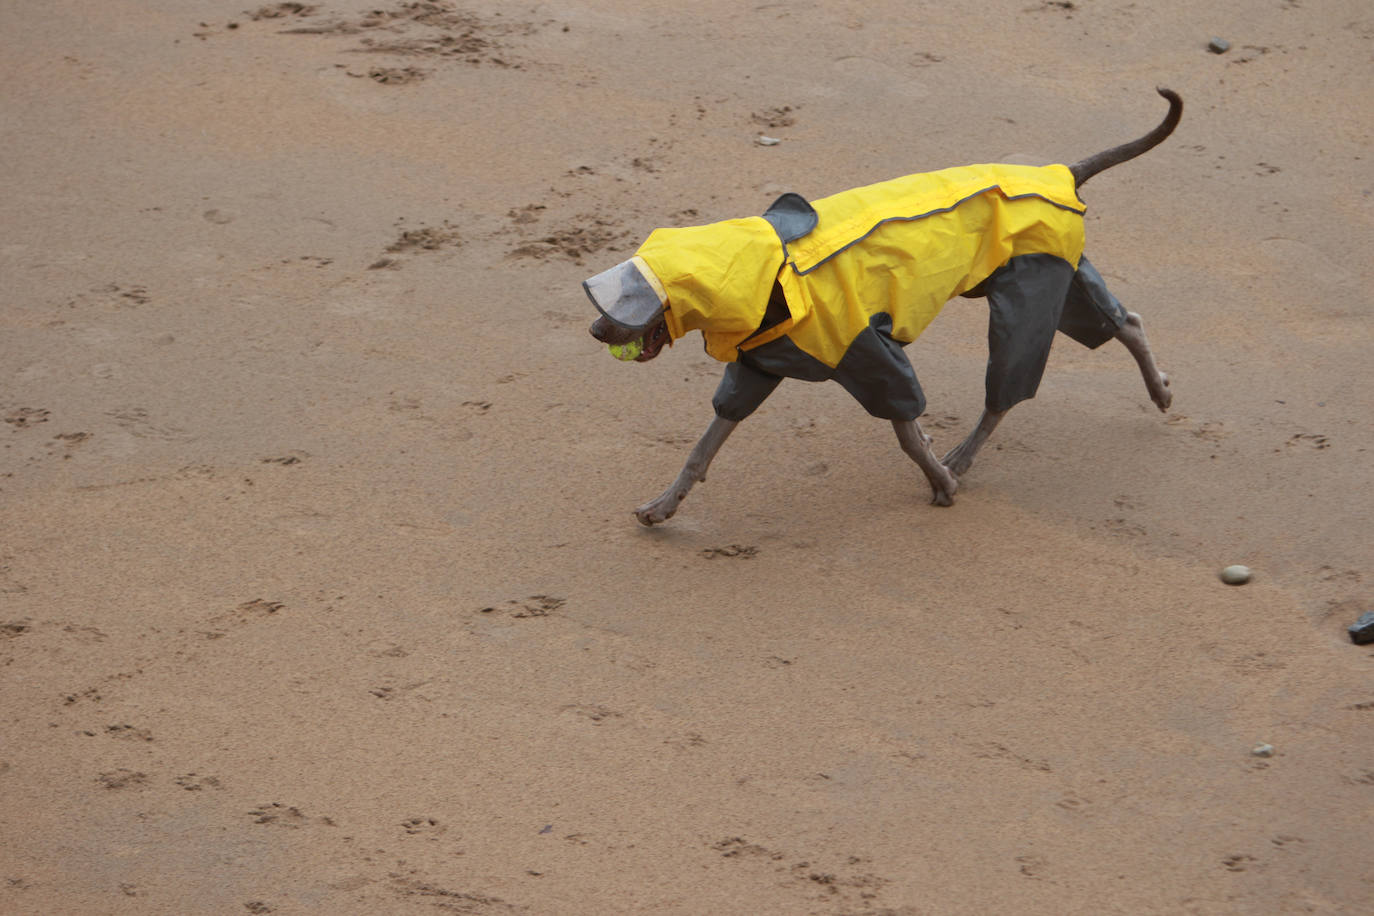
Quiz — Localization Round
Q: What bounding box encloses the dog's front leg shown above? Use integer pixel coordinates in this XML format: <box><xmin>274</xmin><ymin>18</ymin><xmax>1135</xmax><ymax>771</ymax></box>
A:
<box><xmin>941</xmin><ymin>409</ymin><xmax>1006</xmax><ymax>477</ymax></box>
<box><xmin>634</xmin><ymin>415</ymin><xmax>738</xmax><ymax>526</ymax></box>
<box><xmin>893</xmin><ymin>419</ymin><xmax>958</xmax><ymax>506</ymax></box>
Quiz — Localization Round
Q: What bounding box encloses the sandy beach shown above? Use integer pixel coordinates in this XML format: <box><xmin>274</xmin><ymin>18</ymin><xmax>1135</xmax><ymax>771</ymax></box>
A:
<box><xmin>2</xmin><ymin>1</ymin><xmax>1371</xmax><ymax>913</ymax></box>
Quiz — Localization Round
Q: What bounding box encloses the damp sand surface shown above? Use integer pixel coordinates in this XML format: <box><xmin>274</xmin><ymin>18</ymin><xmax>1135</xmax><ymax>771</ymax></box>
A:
<box><xmin>1</xmin><ymin>1</ymin><xmax>1372</xmax><ymax>913</ymax></box>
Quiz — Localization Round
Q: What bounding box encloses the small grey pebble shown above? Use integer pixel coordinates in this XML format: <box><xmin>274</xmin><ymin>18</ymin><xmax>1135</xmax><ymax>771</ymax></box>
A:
<box><xmin>755</xmin><ymin>135</ymin><xmax>782</xmax><ymax>147</ymax></box>
<box><xmin>1220</xmin><ymin>565</ymin><xmax>1252</xmax><ymax>585</ymax></box>
<box><xmin>1348</xmin><ymin>611</ymin><xmax>1374</xmax><ymax>646</ymax></box>
<box><xmin>1208</xmin><ymin>37</ymin><xmax>1231</xmax><ymax>54</ymax></box>
<box><xmin>1252</xmin><ymin>743</ymin><xmax>1275</xmax><ymax>758</ymax></box>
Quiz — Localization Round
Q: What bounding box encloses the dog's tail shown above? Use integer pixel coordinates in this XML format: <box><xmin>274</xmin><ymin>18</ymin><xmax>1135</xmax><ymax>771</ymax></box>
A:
<box><xmin>1069</xmin><ymin>88</ymin><xmax>1183</xmax><ymax>188</ymax></box>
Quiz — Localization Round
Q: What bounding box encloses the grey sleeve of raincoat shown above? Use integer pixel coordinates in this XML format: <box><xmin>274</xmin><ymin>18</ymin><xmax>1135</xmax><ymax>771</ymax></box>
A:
<box><xmin>983</xmin><ymin>253</ymin><xmax>1076</xmax><ymax>413</ymax></box>
<box><xmin>1057</xmin><ymin>255</ymin><xmax>1128</xmax><ymax>349</ymax></box>
<box><xmin>712</xmin><ymin>361</ymin><xmax>784</xmax><ymax>421</ymax></box>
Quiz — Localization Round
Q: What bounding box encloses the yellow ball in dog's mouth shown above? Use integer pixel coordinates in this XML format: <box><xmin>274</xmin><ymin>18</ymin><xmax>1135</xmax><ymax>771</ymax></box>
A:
<box><xmin>608</xmin><ymin>339</ymin><xmax>644</xmax><ymax>361</ymax></box>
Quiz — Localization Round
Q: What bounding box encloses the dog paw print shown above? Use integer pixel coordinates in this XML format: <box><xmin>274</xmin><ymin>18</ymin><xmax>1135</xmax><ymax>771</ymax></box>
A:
<box><xmin>248</xmin><ymin>803</ymin><xmax>336</xmax><ymax>828</ymax></box>
<box><xmin>48</xmin><ymin>432</ymin><xmax>92</xmax><ymax>460</ymax></box>
<box><xmin>1055</xmin><ymin>792</ymin><xmax>1090</xmax><ymax>813</ymax></box>
<box><xmin>751</xmin><ymin>105</ymin><xmax>798</xmax><ymax>129</ymax></box>
<box><xmin>105</xmin><ymin>724</ymin><xmax>154</xmax><ymax>742</ymax></box>
<box><xmin>351</xmin><ymin>65</ymin><xmax>429</xmax><ymax>84</ymax></box>
<box><xmin>63</xmin><ymin>687</ymin><xmax>103</xmax><ymax>706</ymax></box>
<box><xmin>1222</xmin><ymin>853</ymin><xmax>1257</xmax><ymax>872</ymax></box>
<box><xmin>260</xmin><ymin>452</ymin><xmax>306</xmax><ymax>466</ymax></box>
<box><xmin>1025</xmin><ymin>1</ymin><xmax>1077</xmax><ymax>17</ymax></box>
<box><xmin>401</xmin><ymin>816</ymin><xmax>446</xmax><ymax>837</ymax></box>
<box><xmin>1165</xmin><ymin>415</ymin><xmax>1229</xmax><ymax>444</ymax></box>
<box><xmin>507</xmin><ymin>204</ymin><xmax>546</xmax><ymax>225</ymax></box>
<box><xmin>387</xmin><ymin>221</ymin><xmax>462</xmax><ymax>254</ymax></box>
<box><xmin>4</xmin><ymin>408</ymin><xmax>50</xmax><ymax>429</ymax></box>
<box><xmin>1016</xmin><ymin>854</ymin><xmax>1048</xmax><ymax>879</ymax></box>
<box><xmin>175</xmin><ymin>773</ymin><xmax>223</xmax><ymax>791</ymax></box>
<box><xmin>700</xmin><ymin>544</ymin><xmax>758</xmax><ymax>559</ymax></box>
<box><xmin>216</xmin><ymin>599</ymin><xmax>285</xmax><ymax>626</ymax></box>
<box><xmin>1</xmin><ymin>620</ymin><xmax>32</xmax><ymax>639</ymax></box>
<box><xmin>101</xmin><ymin>283</ymin><xmax>151</xmax><ymax>307</ymax></box>
<box><xmin>712</xmin><ymin>837</ymin><xmax>784</xmax><ymax>860</ymax></box>
<box><xmin>60</xmin><ymin>623</ymin><xmax>107</xmax><ymax>643</ymax></box>
<box><xmin>507</xmin><ymin>215</ymin><xmax>628</xmax><ymax>264</ymax></box>
<box><xmin>478</xmin><ymin>595</ymin><xmax>565</xmax><ymax>618</ymax></box>
<box><xmin>370</xmin><ymin>678</ymin><xmax>432</xmax><ymax>702</ymax></box>
<box><xmin>558</xmin><ymin>704</ymin><xmax>623</xmax><ymax>725</ymax></box>
<box><xmin>1191</xmin><ymin>421</ymin><xmax>1228</xmax><ymax>442</ymax></box>
<box><xmin>97</xmin><ymin>769</ymin><xmax>148</xmax><ymax>790</ymax></box>
<box><xmin>245</xmin><ymin>4</ymin><xmax>318</xmax><ymax>23</ymax></box>
<box><xmin>1286</xmin><ymin>433</ymin><xmax>1330</xmax><ymax>450</ymax></box>
<box><xmin>1104</xmin><ymin>517</ymin><xmax>1146</xmax><ymax>537</ymax></box>
<box><xmin>665</xmin><ymin>732</ymin><xmax>708</xmax><ymax>750</ymax></box>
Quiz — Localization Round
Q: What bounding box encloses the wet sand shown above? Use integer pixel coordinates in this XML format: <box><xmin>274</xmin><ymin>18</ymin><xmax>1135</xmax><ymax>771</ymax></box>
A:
<box><xmin>1</xmin><ymin>1</ymin><xmax>1371</xmax><ymax>913</ymax></box>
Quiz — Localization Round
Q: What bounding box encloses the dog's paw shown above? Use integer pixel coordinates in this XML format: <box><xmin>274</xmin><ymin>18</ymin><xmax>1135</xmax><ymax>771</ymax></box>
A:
<box><xmin>930</xmin><ymin>475</ymin><xmax>957</xmax><ymax>507</ymax></box>
<box><xmin>634</xmin><ymin>496</ymin><xmax>678</xmax><ymax>526</ymax></box>
<box><xmin>1152</xmin><ymin>372</ymin><xmax>1173</xmax><ymax>411</ymax></box>
<box><xmin>927</xmin><ymin>462</ymin><xmax>958</xmax><ymax>507</ymax></box>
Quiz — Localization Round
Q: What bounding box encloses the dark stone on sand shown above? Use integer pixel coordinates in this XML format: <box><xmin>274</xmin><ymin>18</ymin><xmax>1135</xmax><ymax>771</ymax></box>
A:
<box><xmin>1348</xmin><ymin>611</ymin><xmax>1374</xmax><ymax>645</ymax></box>
<box><xmin>1208</xmin><ymin>37</ymin><xmax>1231</xmax><ymax>54</ymax></box>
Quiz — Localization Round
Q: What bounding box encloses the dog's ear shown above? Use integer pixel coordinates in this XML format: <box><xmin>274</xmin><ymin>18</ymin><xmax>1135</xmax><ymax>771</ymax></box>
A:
<box><xmin>762</xmin><ymin>193</ymin><xmax>818</xmax><ymax>243</ymax></box>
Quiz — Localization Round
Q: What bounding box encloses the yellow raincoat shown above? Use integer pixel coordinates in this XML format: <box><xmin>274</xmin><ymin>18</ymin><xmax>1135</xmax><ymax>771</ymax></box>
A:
<box><xmin>631</xmin><ymin>163</ymin><xmax>1111</xmax><ymax>420</ymax></box>
<box><xmin>644</xmin><ymin>164</ymin><xmax>1084</xmax><ymax>356</ymax></box>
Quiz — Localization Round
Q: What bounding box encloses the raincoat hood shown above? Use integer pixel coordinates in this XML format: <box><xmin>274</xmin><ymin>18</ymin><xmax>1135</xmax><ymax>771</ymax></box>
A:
<box><xmin>634</xmin><ymin>217</ymin><xmax>785</xmax><ymax>362</ymax></box>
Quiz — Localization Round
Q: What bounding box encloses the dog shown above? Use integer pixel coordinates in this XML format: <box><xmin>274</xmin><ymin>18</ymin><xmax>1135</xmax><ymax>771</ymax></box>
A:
<box><xmin>587</xmin><ymin>88</ymin><xmax>1181</xmax><ymax>526</ymax></box>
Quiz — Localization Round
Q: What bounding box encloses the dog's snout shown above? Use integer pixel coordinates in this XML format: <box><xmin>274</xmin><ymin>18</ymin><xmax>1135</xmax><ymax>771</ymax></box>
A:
<box><xmin>591</xmin><ymin>315</ymin><xmax>637</xmax><ymax>344</ymax></box>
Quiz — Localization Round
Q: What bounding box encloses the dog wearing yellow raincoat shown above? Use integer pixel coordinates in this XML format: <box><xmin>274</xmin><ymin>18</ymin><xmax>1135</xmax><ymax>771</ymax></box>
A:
<box><xmin>588</xmin><ymin>89</ymin><xmax>1180</xmax><ymax>526</ymax></box>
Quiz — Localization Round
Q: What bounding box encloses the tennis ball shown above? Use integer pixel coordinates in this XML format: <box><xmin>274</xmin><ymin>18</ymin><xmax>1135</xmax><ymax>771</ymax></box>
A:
<box><xmin>608</xmin><ymin>339</ymin><xmax>644</xmax><ymax>361</ymax></box>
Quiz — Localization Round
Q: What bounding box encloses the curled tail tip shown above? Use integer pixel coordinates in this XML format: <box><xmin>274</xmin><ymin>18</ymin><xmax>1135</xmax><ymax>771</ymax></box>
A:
<box><xmin>1069</xmin><ymin>87</ymin><xmax>1183</xmax><ymax>188</ymax></box>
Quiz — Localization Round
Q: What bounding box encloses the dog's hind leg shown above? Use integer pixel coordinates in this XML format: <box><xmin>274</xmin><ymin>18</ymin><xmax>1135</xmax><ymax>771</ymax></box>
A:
<box><xmin>940</xmin><ymin>409</ymin><xmax>1006</xmax><ymax>478</ymax></box>
<box><xmin>634</xmin><ymin>416</ymin><xmax>738</xmax><ymax>526</ymax></box>
<box><xmin>894</xmin><ymin>419</ymin><xmax>959</xmax><ymax>506</ymax></box>
<box><xmin>943</xmin><ymin>254</ymin><xmax>1074</xmax><ymax>479</ymax></box>
<box><xmin>1115</xmin><ymin>312</ymin><xmax>1172</xmax><ymax>411</ymax></box>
